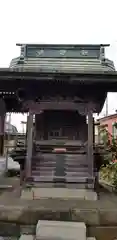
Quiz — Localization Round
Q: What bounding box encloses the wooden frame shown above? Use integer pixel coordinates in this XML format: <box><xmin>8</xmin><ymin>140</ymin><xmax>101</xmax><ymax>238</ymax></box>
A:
<box><xmin>25</xmin><ymin>100</ymin><xmax>95</xmax><ymax>182</ymax></box>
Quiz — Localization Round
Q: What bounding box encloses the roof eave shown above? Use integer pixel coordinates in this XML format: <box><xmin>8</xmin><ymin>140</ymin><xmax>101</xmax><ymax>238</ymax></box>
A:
<box><xmin>16</xmin><ymin>43</ymin><xmax>110</xmax><ymax>49</ymax></box>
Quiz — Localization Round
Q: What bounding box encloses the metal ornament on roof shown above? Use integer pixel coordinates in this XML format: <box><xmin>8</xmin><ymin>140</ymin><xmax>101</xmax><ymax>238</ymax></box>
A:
<box><xmin>80</xmin><ymin>50</ymin><xmax>88</xmax><ymax>56</ymax></box>
<box><xmin>36</xmin><ymin>50</ymin><xmax>44</xmax><ymax>57</ymax></box>
<box><xmin>59</xmin><ymin>50</ymin><xmax>66</xmax><ymax>56</ymax></box>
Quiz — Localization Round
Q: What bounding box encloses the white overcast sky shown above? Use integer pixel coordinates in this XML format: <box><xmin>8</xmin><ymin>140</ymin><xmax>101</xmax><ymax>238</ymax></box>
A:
<box><xmin>1</xmin><ymin>0</ymin><xmax>117</xmax><ymax>131</ymax></box>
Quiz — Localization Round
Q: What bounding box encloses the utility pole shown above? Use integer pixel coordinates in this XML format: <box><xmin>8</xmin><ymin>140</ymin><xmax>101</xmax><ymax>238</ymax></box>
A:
<box><xmin>106</xmin><ymin>93</ymin><xmax>108</xmax><ymax>116</ymax></box>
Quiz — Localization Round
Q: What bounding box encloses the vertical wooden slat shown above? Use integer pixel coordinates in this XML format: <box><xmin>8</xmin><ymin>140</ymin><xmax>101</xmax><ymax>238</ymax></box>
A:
<box><xmin>26</xmin><ymin>111</ymin><xmax>33</xmax><ymax>178</ymax></box>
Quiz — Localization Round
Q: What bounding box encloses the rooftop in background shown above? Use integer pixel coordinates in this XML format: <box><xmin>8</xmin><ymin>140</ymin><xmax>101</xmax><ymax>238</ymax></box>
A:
<box><xmin>98</xmin><ymin>113</ymin><xmax>117</xmax><ymax>122</ymax></box>
<box><xmin>9</xmin><ymin>43</ymin><xmax>115</xmax><ymax>73</ymax></box>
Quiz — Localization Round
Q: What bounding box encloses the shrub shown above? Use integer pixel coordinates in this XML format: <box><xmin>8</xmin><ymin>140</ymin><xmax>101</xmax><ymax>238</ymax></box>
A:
<box><xmin>99</xmin><ymin>123</ymin><xmax>117</xmax><ymax>188</ymax></box>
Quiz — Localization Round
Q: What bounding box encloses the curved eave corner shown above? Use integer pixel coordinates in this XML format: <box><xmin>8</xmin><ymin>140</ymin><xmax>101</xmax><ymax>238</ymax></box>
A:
<box><xmin>9</xmin><ymin>57</ymin><xmax>23</xmax><ymax>68</ymax></box>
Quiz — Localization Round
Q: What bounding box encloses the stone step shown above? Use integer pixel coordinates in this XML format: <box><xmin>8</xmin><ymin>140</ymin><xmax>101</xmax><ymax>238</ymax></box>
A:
<box><xmin>19</xmin><ymin>235</ymin><xmax>34</xmax><ymax>240</ymax></box>
<box><xmin>36</xmin><ymin>220</ymin><xmax>86</xmax><ymax>240</ymax></box>
<box><xmin>87</xmin><ymin>238</ymin><xmax>96</xmax><ymax>240</ymax></box>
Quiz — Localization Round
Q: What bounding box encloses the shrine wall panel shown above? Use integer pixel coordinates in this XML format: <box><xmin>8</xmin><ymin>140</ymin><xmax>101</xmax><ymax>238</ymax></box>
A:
<box><xmin>35</xmin><ymin>110</ymin><xmax>88</xmax><ymax>142</ymax></box>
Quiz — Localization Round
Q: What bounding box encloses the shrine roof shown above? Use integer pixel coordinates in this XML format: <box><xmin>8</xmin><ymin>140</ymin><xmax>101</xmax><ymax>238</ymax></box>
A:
<box><xmin>0</xmin><ymin>68</ymin><xmax>116</xmax><ymax>113</ymax></box>
<box><xmin>9</xmin><ymin>43</ymin><xmax>115</xmax><ymax>73</ymax></box>
<box><xmin>0</xmin><ymin>42</ymin><xmax>116</xmax><ymax>113</ymax></box>
<box><xmin>10</xmin><ymin>57</ymin><xmax>115</xmax><ymax>73</ymax></box>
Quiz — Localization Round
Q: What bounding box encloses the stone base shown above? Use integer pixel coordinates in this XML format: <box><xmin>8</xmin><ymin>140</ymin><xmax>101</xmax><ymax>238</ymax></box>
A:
<box><xmin>87</xmin><ymin>238</ymin><xmax>96</xmax><ymax>240</ymax></box>
<box><xmin>19</xmin><ymin>235</ymin><xmax>35</xmax><ymax>240</ymax></box>
<box><xmin>21</xmin><ymin>187</ymin><xmax>97</xmax><ymax>200</ymax></box>
<box><xmin>19</xmin><ymin>234</ymin><xmax>96</xmax><ymax>240</ymax></box>
<box><xmin>21</xmin><ymin>188</ymin><xmax>34</xmax><ymax>200</ymax></box>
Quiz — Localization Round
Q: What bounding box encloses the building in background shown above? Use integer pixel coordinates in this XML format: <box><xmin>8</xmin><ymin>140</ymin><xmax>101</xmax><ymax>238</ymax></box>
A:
<box><xmin>99</xmin><ymin>114</ymin><xmax>117</xmax><ymax>139</ymax></box>
<box><xmin>4</xmin><ymin>122</ymin><xmax>18</xmax><ymax>155</ymax></box>
<box><xmin>94</xmin><ymin>114</ymin><xmax>117</xmax><ymax>144</ymax></box>
<box><xmin>5</xmin><ymin>122</ymin><xmax>18</xmax><ymax>134</ymax></box>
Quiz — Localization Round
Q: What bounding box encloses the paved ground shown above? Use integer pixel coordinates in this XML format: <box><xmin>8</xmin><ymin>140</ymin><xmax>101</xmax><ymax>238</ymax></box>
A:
<box><xmin>0</xmin><ymin>177</ymin><xmax>117</xmax><ymax>240</ymax></box>
<box><xmin>0</xmin><ymin>176</ymin><xmax>19</xmax><ymax>186</ymax></box>
<box><xmin>0</xmin><ymin>156</ymin><xmax>20</xmax><ymax>175</ymax></box>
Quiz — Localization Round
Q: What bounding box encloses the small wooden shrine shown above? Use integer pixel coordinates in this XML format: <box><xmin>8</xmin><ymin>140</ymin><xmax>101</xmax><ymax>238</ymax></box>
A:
<box><xmin>0</xmin><ymin>43</ymin><xmax>117</xmax><ymax>189</ymax></box>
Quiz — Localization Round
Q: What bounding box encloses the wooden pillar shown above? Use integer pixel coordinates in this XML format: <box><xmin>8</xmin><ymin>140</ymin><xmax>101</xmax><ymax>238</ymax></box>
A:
<box><xmin>0</xmin><ymin>114</ymin><xmax>5</xmax><ymax>156</ymax></box>
<box><xmin>0</xmin><ymin>99</ymin><xmax>6</xmax><ymax>156</ymax></box>
<box><xmin>93</xmin><ymin>117</ymin><xmax>95</xmax><ymax>144</ymax></box>
<box><xmin>87</xmin><ymin>110</ymin><xmax>94</xmax><ymax>178</ymax></box>
<box><xmin>26</xmin><ymin>111</ymin><xmax>33</xmax><ymax>179</ymax></box>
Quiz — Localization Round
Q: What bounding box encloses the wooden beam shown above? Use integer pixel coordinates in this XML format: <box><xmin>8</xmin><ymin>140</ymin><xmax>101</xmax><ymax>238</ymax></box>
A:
<box><xmin>23</xmin><ymin>100</ymin><xmax>98</xmax><ymax>114</ymax></box>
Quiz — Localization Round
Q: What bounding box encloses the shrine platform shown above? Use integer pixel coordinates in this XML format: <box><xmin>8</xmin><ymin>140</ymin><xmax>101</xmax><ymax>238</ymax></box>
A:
<box><xmin>21</xmin><ymin>187</ymin><xmax>97</xmax><ymax>200</ymax></box>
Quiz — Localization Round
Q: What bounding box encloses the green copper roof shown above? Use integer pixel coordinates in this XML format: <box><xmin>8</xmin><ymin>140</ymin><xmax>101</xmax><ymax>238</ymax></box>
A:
<box><xmin>9</xmin><ymin>44</ymin><xmax>115</xmax><ymax>73</ymax></box>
